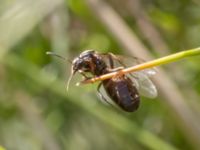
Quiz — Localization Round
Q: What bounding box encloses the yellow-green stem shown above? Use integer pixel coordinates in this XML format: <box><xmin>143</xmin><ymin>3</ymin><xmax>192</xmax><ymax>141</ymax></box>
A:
<box><xmin>82</xmin><ymin>47</ymin><xmax>200</xmax><ymax>84</ymax></box>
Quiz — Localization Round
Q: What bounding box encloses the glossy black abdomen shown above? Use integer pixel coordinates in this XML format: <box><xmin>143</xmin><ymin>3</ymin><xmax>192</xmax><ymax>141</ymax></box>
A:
<box><xmin>103</xmin><ymin>76</ymin><xmax>140</xmax><ymax>112</ymax></box>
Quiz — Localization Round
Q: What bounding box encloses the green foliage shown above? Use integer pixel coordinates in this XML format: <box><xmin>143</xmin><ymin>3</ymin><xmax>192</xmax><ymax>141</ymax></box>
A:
<box><xmin>0</xmin><ymin>0</ymin><xmax>200</xmax><ymax>150</ymax></box>
<box><xmin>0</xmin><ymin>146</ymin><xmax>6</xmax><ymax>150</ymax></box>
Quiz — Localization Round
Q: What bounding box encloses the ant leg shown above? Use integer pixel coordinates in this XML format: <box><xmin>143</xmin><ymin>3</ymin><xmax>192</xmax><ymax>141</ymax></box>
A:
<box><xmin>75</xmin><ymin>71</ymin><xmax>92</xmax><ymax>86</ymax></box>
<box><xmin>108</xmin><ymin>52</ymin><xmax>126</xmax><ymax>67</ymax></box>
<box><xmin>108</xmin><ymin>53</ymin><xmax>138</xmax><ymax>79</ymax></box>
<box><xmin>102</xmin><ymin>52</ymin><xmax>125</xmax><ymax>69</ymax></box>
<box><xmin>78</xmin><ymin>71</ymin><xmax>91</xmax><ymax>80</ymax></box>
<box><xmin>107</xmin><ymin>66</ymin><xmax>124</xmax><ymax>73</ymax></box>
<box><xmin>106</xmin><ymin>53</ymin><xmax>126</xmax><ymax>72</ymax></box>
<box><xmin>107</xmin><ymin>54</ymin><xmax>114</xmax><ymax>69</ymax></box>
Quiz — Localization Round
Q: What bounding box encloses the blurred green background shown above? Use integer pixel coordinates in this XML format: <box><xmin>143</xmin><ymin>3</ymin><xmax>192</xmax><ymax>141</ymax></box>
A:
<box><xmin>1</xmin><ymin>0</ymin><xmax>200</xmax><ymax>150</ymax></box>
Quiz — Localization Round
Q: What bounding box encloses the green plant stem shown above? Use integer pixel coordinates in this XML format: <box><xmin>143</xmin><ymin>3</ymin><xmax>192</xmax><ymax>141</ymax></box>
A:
<box><xmin>82</xmin><ymin>47</ymin><xmax>200</xmax><ymax>84</ymax></box>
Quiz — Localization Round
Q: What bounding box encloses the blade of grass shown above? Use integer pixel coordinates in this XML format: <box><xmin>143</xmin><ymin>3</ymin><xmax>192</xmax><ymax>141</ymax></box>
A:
<box><xmin>82</xmin><ymin>47</ymin><xmax>200</xmax><ymax>84</ymax></box>
<box><xmin>0</xmin><ymin>0</ymin><xmax>63</xmax><ymax>58</ymax></box>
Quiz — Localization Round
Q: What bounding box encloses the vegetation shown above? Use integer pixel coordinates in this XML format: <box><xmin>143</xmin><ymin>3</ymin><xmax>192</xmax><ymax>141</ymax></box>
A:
<box><xmin>1</xmin><ymin>0</ymin><xmax>200</xmax><ymax>150</ymax></box>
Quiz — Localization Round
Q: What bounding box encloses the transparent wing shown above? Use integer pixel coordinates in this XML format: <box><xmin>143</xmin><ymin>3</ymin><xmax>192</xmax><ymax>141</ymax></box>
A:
<box><xmin>97</xmin><ymin>83</ymin><xmax>112</xmax><ymax>105</ymax></box>
<box><xmin>100</xmin><ymin>53</ymin><xmax>156</xmax><ymax>76</ymax></box>
<box><xmin>114</xmin><ymin>54</ymin><xmax>157</xmax><ymax>77</ymax></box>
<box><xmin>100</xmin><ymin>53</ymin><xmax>157</xmax><ymax>98</ymax></box>
<box><xmin>100</xmin><ymin>53</ymin><xmax>139</xmax><ymax>68</ymax></box>
<box><xmin>131</xmin><ymin>71</ymin><xmax>157</xmax><ymax>98</ymax></box>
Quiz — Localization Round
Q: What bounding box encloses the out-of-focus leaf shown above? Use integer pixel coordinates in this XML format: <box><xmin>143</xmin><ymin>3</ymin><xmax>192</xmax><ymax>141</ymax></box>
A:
<box><xmin>0</xmin><ymin>0</ymin><xmax>63</xmax><ymax>59</ymax></box>
<box><xmin>0</xmin><ymin>146</ymin><xmax>6</xmax><ymax>150</ymax></box>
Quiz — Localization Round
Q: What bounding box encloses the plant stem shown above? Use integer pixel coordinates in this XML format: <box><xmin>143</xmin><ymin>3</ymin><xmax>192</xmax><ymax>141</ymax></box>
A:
<box><xmin>81</xmin><ymin>47</ymin><xmax>200</xmax><ymax>84</ymax></box>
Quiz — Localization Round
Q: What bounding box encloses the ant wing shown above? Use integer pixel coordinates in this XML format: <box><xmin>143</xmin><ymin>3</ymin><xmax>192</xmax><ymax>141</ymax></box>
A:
<box><xmin>113</xmin><ymin>54</ymin><xmax>157</xmax><ymax>76</ymax></box>
<box><xmin>129</xmin><ymin>71</ymin><xmax>157</xmax><ymax>98</ymax></box>
<box><xmin>97</xmin><ymin>82</ymin><xmax>121</xmax><ymax>110</ymax></box>
<box><xmin>100</xmin><ymin>53</ymin><xmax>138</xmax><ymax>68</ymax></box>
<box><xmin>100</xmin><ymin>53</ymin><xmax>157</xmax><ymax>76</ymax></box>
<box><xmin>99</xmin><ymin>53</ymin><xmax>157</xmax><ymax>98</ymax></box>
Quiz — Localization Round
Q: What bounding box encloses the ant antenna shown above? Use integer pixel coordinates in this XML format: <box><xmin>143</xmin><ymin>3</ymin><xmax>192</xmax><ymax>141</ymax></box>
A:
<box><xmin>46</xmin><ymin>51</ymin><xmax>72</xmax><ymax>64</ymax></box>
<box><xmin>66</xmin><ymin>66</ymin><xmax>75</xmax><ymax>91</ymax></box>
<box><xmin>46</xmin><ymin>51</ymin><xmax>75</xmax><ymax>91</ymax></box>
